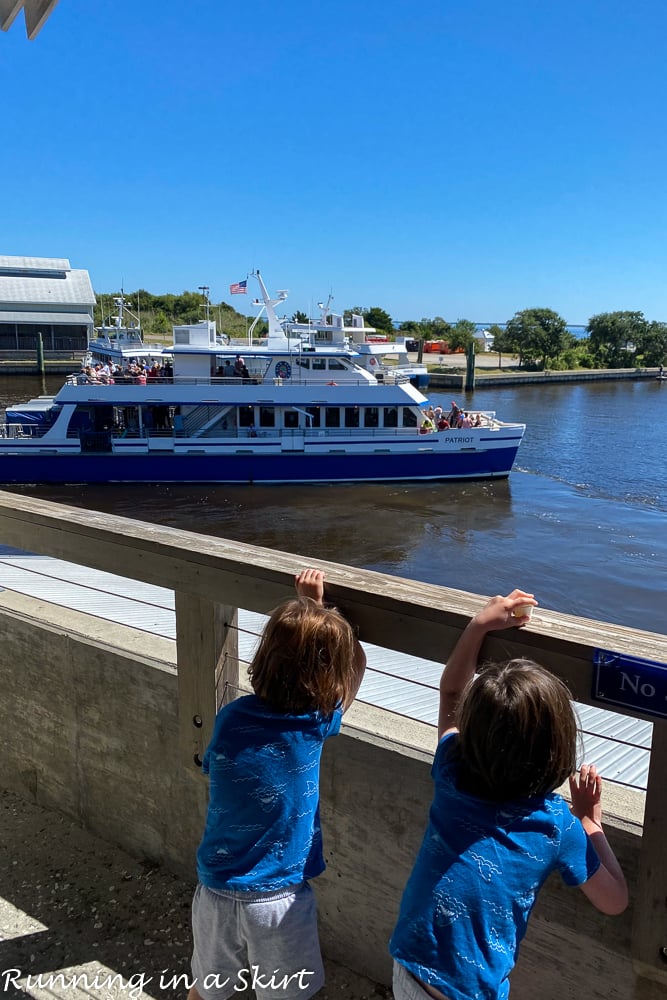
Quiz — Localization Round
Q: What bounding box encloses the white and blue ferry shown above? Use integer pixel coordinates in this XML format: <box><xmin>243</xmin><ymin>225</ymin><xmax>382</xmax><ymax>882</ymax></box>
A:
<box><xmin>0</xmin><ymin>274</ymin><xmax>525</xmax><ymax>484</ymax></box>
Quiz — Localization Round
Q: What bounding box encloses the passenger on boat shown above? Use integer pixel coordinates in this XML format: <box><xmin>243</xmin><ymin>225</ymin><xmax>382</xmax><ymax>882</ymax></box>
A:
<box><xmin>420</xmin><ymin>411</ymin><xmax>435</xmax><ymax>434</ymax></box>
<box><xmin>233</xmin><ymin>355</ymin><xmax>245</xmax><ymax>377</ymax></box>
<box><xmin>461</xmin><ymin>412</ymin><xmax>473</xmax><ymax>428</ymax></box>
<box><xmin>473</xmin><ymin>413</ymin><xmax>482</xmax><ymax>427</ymax></box>
<box><xmin>222</xmin><ymin>360</ymin><xmax>235</xmax><ymax>379</ymax></box>
<box><xmin>437</xmin><ymin>416</ymin><xmax>450</xmax><ymax>431</ymax></box>
<box><xmin>447</xmin><ymin>401</ymin><xmax>460</xmax><ymax>426</ymax></box>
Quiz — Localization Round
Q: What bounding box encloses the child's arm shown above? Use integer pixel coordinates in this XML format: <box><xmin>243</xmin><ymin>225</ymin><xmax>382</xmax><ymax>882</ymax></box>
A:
<box><xmin>295</xmin><ymin>568</ymin><xmax>367</xmax><ymax>711</ymax></box>
<box><xmin>438</xmin><ymin>589</ymin><xmax>537</xmax><ymax>740</ymax></box>
<box><xmin>569</xmin><ymin>764</ymin><xmax>628</xmax><ymax>915</ymax></box>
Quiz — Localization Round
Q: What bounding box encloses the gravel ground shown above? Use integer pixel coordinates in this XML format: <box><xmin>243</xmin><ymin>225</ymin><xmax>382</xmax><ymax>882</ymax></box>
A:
<box><xmin>0</xmin><ymin>789</ymin><xmax>389</xmax><ymax>1000</ymax></box>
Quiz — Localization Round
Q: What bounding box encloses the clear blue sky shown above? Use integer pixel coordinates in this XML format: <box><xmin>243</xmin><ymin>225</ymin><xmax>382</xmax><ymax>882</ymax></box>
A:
<box><xmin>2</xmin><ymin>0</ymin><xmax>667</xmax><ymax>325</ymax></box>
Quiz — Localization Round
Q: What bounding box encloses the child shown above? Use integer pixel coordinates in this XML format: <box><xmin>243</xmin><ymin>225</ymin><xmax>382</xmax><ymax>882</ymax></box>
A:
<box><xmin>189</xmin><ymin>568</ymin><xmax>366</xmax><ymax>1000</ymax></box>
<box><xmin>390</xmin><ymin>588</ymin><xmax>628</xmax><ymax>1000</ymax></box>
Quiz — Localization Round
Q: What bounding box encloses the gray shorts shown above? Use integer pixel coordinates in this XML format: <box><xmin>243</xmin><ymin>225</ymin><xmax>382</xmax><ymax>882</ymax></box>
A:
<box><xmin>191</xmin><ymin>882</ymin><xmax>324</xmax><ymax>1000</ymax></box>
<box><xmin>392</xmin><ymin>960</ymin><xmax>451</xmax><ymax>1000</ymax></box>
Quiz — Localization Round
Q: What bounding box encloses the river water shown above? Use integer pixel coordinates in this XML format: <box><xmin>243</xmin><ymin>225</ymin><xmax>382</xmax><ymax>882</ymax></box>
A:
<box><xmin>0</xmin><ymin>375</ymin><xmax>665</xmax><ymax>633</ymax></box>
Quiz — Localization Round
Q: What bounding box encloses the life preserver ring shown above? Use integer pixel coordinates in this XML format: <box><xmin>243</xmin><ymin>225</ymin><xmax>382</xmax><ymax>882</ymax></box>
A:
<box><xmin>327</xmin><ymin>380</ymin><xmax>338</xmax><ymax>385</ymax></box>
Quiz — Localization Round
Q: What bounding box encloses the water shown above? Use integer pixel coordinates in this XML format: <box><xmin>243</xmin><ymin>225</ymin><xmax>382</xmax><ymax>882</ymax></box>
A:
<box><xmin>0</xmin><ymin>375</ymin><xmax>665</xmax><ymax>633</ymax></box>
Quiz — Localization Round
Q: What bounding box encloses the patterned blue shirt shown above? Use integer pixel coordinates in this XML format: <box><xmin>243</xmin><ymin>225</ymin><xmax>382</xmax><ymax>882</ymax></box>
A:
<box><xmin>390</xmin><ymin>733</ymin><xmax>600</xmax><ymax>1000</ymax></box>
<box><xmin>197</xmin><ymin>695</ymin><xmax>342</xmax><ymax>892</ymax></box>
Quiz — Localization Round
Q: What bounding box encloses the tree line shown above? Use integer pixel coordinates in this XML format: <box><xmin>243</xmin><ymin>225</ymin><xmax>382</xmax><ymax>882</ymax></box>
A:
<box><xmin>93</xmin><ymin>290</ymin><xmax>267</xmax><ymax>341</ymax></box>
<box><xmin>94</xmin><ymin>291</ymin><xmax>667</xmax><ymax>369</ymax></box>
<box><xmin>372</xmin><ymin>306</ymin><xmax>667</xmax><ymax>370</ymax></box>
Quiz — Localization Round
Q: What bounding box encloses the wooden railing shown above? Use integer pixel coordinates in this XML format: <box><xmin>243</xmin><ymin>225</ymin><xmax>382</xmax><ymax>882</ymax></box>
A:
<box><xmin>0</xmin><ymin>488</ymin><xmax>664</xmax><ymax>989</ymax></box>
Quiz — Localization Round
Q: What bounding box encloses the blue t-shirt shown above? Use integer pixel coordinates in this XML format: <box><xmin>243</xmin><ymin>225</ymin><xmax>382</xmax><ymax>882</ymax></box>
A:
<box><xmin>390</xmin><ymin>733</ymin><xmax>600</xmax><ymax>1000</ymax></box>
<box><xmin>196</xmin><ymin>694</ymin><xmax>342</xmax><ymax>892</ymax></box>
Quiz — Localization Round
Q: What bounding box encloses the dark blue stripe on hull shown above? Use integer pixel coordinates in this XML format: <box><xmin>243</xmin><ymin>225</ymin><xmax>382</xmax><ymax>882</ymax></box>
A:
<box><xmin>0</xmin><ymin>447</ymin><xmax>520</xmax><ymax>484</ymax></box>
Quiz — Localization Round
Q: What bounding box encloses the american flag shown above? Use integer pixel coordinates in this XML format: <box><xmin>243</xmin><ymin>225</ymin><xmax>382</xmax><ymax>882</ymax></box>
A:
<box><xmin>229</xmin><ymin>279</ymin><xmax>247</xmax><ymax>295</ymax></box>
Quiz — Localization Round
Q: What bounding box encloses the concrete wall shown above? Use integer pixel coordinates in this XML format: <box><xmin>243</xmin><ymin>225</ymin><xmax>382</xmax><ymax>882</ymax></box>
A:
<box><xmin>0</xmin><ymin>594</ymin><xmax>662</xmax><ymax>999</ymax></box>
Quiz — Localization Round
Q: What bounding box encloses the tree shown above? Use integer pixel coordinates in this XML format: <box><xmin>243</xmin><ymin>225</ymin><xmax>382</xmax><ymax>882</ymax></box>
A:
<box><xmin>363</xmin><ymin>306</ymin><xmax>394</xmax><ymax>337</ymax></box>
<box><xmin>637</xmin><ymin>320</ymin><xmax>667</xmax><ymax>367</ymax></box>
<box><xmin>448</xmin><ymin>319</ymin><xmax>476</xmax><ymax>353</ymax></box>
<box><xmin>587</xmin><ymin>311</ymin><xmax>648</xmax><ymax>368</ymax></box>
<box><xmin>487</xmin><ymin>324</ymin><xmax>508</xmax><ymax>366</ymax></box>
<box><xmin>505</xmin><ymin>308</ymin><xmax>570</xmax><ymax>368</ymax></box>
<box><xmin>173</xmin><ymin>291</ymin><xmax>204</xmax><ymax>324</ymax></box>
<box><xmin>420</xmin><ymin>316</ymin><xmax>451</xmax><ymax>342</ymax></box>
<box><xmin>398</xmin><ymin>320</ymin><xmax>423</xmax><ymax>336</ymax></box>
<box><xmin>151</xmin><ymin>310</ymin><xmax>170</xmax><ymax>336</ymax></box>
<box><xmin>291</xmin><ymin>311</ymin><xmax>309</xmax><ymax>323</ymax></box>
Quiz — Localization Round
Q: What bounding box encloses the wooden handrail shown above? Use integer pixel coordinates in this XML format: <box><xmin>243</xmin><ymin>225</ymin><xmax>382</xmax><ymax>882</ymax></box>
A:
<box><xmin>0</xmin><ymin>488</ymin><xmax>665</xmax><ymax>983</ymax></box>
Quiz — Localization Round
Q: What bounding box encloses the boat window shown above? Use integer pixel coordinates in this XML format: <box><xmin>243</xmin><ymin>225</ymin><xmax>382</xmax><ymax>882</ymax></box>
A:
<box><xmin>384</xmin><ymin>406</ymin><xmax>398</xmax><ymax>427</ymax></box>
<box><xmin>402</xmin><ymin>408</ymin><xmax>418</xmax><ymax>428</ymax></box>
<box><xmin>238</xmin><ymin>406</ymin><xmax>255</xmax><ymax>428</ymax></box>
<box><xmin>284</xmin><ymin>411</ymin><xmax>299</xmax><ymax>429</ymax></box>
<box><xmin>344</xmin><ymin>407</ymin><xmax>360</xmax><ymax>428</ymax></box>
<box><xmin>364</xmin><ymin>407</ymin><xmax>379</xmax><ymax>428</ymax></box>
<box><xmin>296</xmin><ymin>357</ymin><xmax>310</xmax><ymax>369</ymax></box>
<box><xmin>328</xmin><ymin>358</ymin><xmax>347</xmax><ymax>370</ymax></box>
<box><xmin>259</xmin><ymin>406</ymin><xmax>275</xmax><ymax>428</ymax></box>
<box><xmin>306</xmin><ymin>406</ymin><xmax>321</xmax><ymax>428</ymax></box>
<box><xmin>325</xmin><ymin>407</ymin><xmax>340</xmax><ymax>428</ymax></box>
<box><xmin>311</xmin><ymin>357</ymin><xmax>327</xmax><ymax>371</ymax></box>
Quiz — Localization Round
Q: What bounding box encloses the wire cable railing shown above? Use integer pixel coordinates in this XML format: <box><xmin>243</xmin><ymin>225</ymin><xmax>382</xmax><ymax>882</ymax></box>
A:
<box><xmin>0</xmin><ymin>548</ymin><xmax>652</xmax><ymax>793</ymax></box>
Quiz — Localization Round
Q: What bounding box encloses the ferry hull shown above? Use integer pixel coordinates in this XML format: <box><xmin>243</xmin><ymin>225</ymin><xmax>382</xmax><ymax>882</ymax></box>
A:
<box><xmin>0</xmin><ymin>445</ymin><xmax>521</xmax><ymax>485</ymax></box>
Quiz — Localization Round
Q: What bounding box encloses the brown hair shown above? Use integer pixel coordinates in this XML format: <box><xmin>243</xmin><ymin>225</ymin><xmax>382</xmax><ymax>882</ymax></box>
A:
<box><xmin>248</xmin><ymin>597</ymin><xmax>357</xmax><ymax>714</ymax></box>
<box><xmin>453</xmin><ymin>659</ymin><xmax>578</xmax><ymax>801</ymax></box>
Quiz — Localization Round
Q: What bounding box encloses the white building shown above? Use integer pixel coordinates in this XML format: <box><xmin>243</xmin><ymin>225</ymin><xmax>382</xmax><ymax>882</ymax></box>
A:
<box><xmin>473</xmin><ymin>329</ymin><xmax>495</xmax><ymax>352</ymax></box>
<box><xmin>0</xmin><ymin>255</ymin><xmax>95</xmax><ymax>353</ymax></box>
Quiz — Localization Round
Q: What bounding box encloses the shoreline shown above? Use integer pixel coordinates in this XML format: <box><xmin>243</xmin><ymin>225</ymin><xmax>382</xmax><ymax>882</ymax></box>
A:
<box><xmin>427</xmin><ymin>366</ymin><xmax>661</xmax><ymax>389</ymax></box>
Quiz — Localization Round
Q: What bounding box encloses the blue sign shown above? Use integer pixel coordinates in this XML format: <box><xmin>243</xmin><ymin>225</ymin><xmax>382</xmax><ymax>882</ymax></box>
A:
<box><xmin>593</xmin><ymin>648</ymin><xmax>667</xmax><ymax>720</ymax></box>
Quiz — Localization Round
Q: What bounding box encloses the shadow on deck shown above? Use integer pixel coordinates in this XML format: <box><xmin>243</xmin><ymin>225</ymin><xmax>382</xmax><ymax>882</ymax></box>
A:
<box><xmin>0</xmin><ymin>790</ymin><xmax>388</xmax><ymax>1000</ymax></box>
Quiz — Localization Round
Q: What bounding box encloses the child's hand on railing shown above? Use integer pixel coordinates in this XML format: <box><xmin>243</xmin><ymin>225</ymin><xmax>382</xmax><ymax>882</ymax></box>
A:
<box><xmin>295</xmin><ymin>568</ymin><xmax>325</xmax><ymax>606</ymax></box>
<box><xmin>569</xmin><ymin>763</ymin><xmax>603</xmax><ymax>831</ymax></box>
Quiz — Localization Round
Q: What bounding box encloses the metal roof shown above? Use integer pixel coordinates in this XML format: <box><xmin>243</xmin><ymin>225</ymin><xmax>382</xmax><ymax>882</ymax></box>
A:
<box><xmin>0</xmin><ymin>256</ymin><xmax>95</xmax><ymax>307</ymax></box>
<box><xmin>0</xmin><ymin>254</ymin><xmax>71</xmax><ymax>270</ymax></box>
<box><xmin>0</xmin><ymin>310</ymin><xmax>93</xmax><ymax>325</ymax></box>
<box><xmin>0</xmin><ymin>545</ymin><xmax>651</xmax><ymax>791</ymax></box>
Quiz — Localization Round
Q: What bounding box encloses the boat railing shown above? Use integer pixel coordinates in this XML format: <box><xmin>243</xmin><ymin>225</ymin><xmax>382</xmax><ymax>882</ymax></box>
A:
<box><xmin>65</xmin><ymin>374</ymin><xmax>382</xmax><ymax>389</ymax></box>
<box><xmin>373</xmin><ymin>370</ymin><xmax>412</xmax><ymax>384</ymax></box>
<box><xmin>107</xmin><ymin>425</ymin><xmax>423</xmax><ymax>442</ymax></box>
<box><xmin>0</xmin><ymin>423</ymin><xmax>51</xmax><ymax>439</ymax></box>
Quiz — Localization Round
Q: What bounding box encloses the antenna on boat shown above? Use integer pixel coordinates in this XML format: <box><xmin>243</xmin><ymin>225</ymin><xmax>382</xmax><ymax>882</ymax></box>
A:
<box><xmin>249</xmin><ymin>270</ymin><xmax>292</xmax><ymax>344</ymax></box>
<box><xmin>198</xmin><ymin>285</ymin><xmax>211</xmax><ymax>322</ymax></box>
<box><xmin>317</xmin><ymin>293</ymin><xmax>334</xmax><ymax>322</ymax></box>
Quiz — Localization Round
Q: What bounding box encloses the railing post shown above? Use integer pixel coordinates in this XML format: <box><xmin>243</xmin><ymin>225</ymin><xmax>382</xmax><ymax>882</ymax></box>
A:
<box><xmin>632</xmin><ymin>718</ymin><xmax>667</xmax><ymax>990</ymax></box>
<box><xmin>175</xmin><ymin>593</ymin><xmax>238</xmax><ymax>773</ymax></box>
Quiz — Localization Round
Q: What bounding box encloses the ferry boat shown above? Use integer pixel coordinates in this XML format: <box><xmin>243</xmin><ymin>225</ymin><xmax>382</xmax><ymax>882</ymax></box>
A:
<box><xmin>281</xmin><ymin>299</ymin><xmax>429</xmax><ymax>388</ymax></box>
<box><xmin>0</xmin><ymin>273</ymin><xmax>525</xmax><ymax>484</ymax></box>
<box><xmin>86</xmin><ymin>292</ymin><xmax>168</xmax><ymax>369</ymax></box>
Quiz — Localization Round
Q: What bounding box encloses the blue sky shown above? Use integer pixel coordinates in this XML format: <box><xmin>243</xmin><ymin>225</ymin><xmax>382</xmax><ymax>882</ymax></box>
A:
<box><xmin>2</xmin><ymin>0</ymin><xmax>667</xmax><ymax>325</ymax></box>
